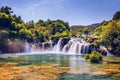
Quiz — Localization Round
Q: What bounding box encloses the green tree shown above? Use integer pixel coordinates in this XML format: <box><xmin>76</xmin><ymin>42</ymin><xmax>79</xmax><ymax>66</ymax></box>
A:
<box><xmin>100</xmin><ymin>20</ymin><xmax>120</xmax><ymax>56</ymax></box>
<box><xmin>113</xmin><ymin>11</ymin><xmax>120</xmax><ymax>20</ymax></box>
<box><xmin>94</xmin><ymin>26</ymin><xmax>102</xmax><ymax>36</ymax></box>
<box><xmin>61</xmin><ymin>30</ymin><xmax>69</xmax><ymax>37</ymax></box>
<box><xmin>0</xmin><ymin>6</ymin><xmax>13</xmax><ymax>14</ymax></box>
<box><xmin>26</xmin><ymin>20</ymin><xmax>34</xmax><ymax>29</ymax></box>
<box><xmin>0</xmin><ymin>12</ymin><xmax>12</xmax><ymax>29</ymax></box>
<box><xmin>19</xmin><ymin>29</ymin><xmax>32</xmax><ymax>40</ymax></box>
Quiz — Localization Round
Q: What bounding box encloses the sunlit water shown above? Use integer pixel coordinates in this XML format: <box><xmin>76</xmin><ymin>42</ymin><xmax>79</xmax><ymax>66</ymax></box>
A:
<box><xmin>0</xmin><ymin>53</ymin><xmax>120</xmax><ymax>80</ymax></box>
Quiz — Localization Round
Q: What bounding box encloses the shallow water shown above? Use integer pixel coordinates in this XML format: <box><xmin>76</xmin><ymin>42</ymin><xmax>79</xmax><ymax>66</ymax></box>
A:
<box><xmin>0</xmin><ymin>53</ymin><xmax>120</xmax><ymax>80</ymax></box>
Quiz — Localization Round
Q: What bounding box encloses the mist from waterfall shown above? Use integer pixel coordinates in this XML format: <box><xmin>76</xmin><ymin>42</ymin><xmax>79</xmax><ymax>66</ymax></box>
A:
<box><xmin>24</xmin><ymin>42</ymin><xmax>30</xmax><ymax>53</ymax></box>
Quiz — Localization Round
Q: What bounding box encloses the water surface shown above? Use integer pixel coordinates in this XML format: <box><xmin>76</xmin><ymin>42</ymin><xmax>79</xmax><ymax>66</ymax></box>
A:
<box><xmin>0</xmin><ymin>53</ymin><xmax>120</xmax><ymax>80</ymax></box>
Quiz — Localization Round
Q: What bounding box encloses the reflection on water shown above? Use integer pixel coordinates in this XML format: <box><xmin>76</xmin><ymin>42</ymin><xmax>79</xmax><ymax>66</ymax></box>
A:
<box><xmin>0</xmin><ymin>53</ymin><xmax>87</xmax><ymax>68</ymax></box>
<box><xmin>0</xmin><ymin>53</ymin><xmax>80</xmax><ymax>67</ymax></box>
<box><xmin>0</xmin><ymin>53</ymin><xmax>120</xmax><ymax>80</ymax></box>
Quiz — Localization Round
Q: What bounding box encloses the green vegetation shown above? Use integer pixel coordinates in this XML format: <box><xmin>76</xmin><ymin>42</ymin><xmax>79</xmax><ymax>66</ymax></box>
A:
<box><xmin>85</xmin><ymin>51</ymin><xmax>103</xmax><ymax>63</ymax></box>
<box><xmin>100</xmin><ymin>21</ymin><xmax>120</xmax><ymax>56</ymax></box>
<box><xmin>70</xmin><ymin>26</ymin><xmax>92</xmax><ymax>37</ymax></box>
<box><xmin>113</xmin><ymin>11</ymin><xmax>120</xmax><ymax>20</ymax></box>
<box><xmin>0</xmin><ymin>6</ymin><xmax>70</xmax><ymax>52</ymax></box>
<box><xmin>93</xmin><ymin>11</ymin><xmax>120</xmax><ymax>56</ymax></box>
<box><xmin>0</xmin><ymin>6</ymin><xmax>70</xmax><ymax>41</ymax></box>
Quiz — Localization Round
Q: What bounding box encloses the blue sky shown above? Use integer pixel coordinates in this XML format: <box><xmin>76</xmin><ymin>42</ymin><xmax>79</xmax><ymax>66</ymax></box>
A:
<box><xmin>0</xmin><ymin>0</ymin><xmax>120</xmax><ymax>26</ymax></box>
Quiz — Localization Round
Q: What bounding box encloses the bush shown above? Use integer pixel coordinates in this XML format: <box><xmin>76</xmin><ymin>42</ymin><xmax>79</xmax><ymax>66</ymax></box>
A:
<box><xmin>85</xmin><ymin>54</ymin><xmax>90</xmax><ymax>59</ymax></box>
<box><xmin>85</xmin><ymin>51</ymin><xmax>103</xmax><ymax>63</ymax></box>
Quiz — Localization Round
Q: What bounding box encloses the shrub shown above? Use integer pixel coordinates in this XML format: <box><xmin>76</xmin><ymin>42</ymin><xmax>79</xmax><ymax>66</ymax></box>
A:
<box><xmin>85</xmin><ymin>51</ymin><xmax>103</xmax><ymax>63</ymax></box>
<box><xmin>90</xmin><ymin>51</ymin><xmax>102</xmax><ymax>63</ymax></box>
<box><xmin>85</xmin><ymin>54</ymin><xmax>90</xmax><ymax>59</ymax></box>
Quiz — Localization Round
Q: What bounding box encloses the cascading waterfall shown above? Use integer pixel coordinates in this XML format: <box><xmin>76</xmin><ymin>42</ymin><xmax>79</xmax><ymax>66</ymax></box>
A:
<box><xmin>24</xmin><ymin>42</ymin><xmax>30</xmax><ymax>53</ymax></box>
<box><xmin>42</xmin><ymin>43</ymin><xmax>45</xmax><ymax>51</ymax></box>
<box><xmin>61</xmin><ymin>38</ymin><xmax>91</xmax><ymax>54</ymax></box>
<box><xmin>78</xmin><ymin>43</ymin><xmax>82</xmax><ymax>54</ymax></box>
<box><xmin>52</xmin><ymin>39</ymin><xmax>62</xmax><ymax>52</ymax></box>
<box><xmin>83</xmin><ymin>43</ymin><xmax>90</xmax><ymax>54</ymax></box>
<box><xmin>100</xmin><ymin>46</ymin><xmax>113</xmax><ymax>56</ymax></box>
<box><xmin>24</xmin><ymin>38</ymin><xmax>99</xmax><ymax>54</ymax></box>
<box><xmin>62</xmin><ymin>44</ymin><xmax>68</xmax><ymax>52</ymax></box>
<box><xmin>68</xmin><ymin>42</ymin><xmax>78</xmax><ymax>54</ymax></box>
<box><xmin>30</xmin><ymin>44</ymin><xmax>35</xmax><ymax>52</ymax></box>
<box><xmin>49</xmin><ymin>40</ymin><xmax>53</xmax><ymax>49</ymax></box>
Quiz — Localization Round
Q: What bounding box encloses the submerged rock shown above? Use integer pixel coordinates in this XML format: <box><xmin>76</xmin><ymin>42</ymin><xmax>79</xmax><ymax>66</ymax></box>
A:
<box><xmin>0</xmin><ymin>62</ymin><xmax>68</xmax><ymax>80</ymax></box>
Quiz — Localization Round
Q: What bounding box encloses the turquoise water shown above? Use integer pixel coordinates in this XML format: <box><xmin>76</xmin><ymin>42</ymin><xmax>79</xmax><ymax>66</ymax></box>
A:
<box><xmin>0</xmin><ymin>53</ymin><xmax>87</xmax><ymax>67</ymax></box>
<box><xmin>0</xmin><ymin>53</ymin><xmax>120</xmax><ymax>80</ymax></box>
<box><xmin>58</xmin><ymin>74</ymin><xmax>120</xmax><ymax>80</ymax></box>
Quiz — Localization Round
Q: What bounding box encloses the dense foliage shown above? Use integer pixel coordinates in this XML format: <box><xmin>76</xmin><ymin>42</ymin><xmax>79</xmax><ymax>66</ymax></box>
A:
<box><xmin>0</xmin><ymin>6</ymin><xmax>70</xmax><ymax>41</ymax></box>
<box><xmin>94</xmin><ymin>12</ymin><xmax>120</xmax><ymax>56</ymax></box>
<box><xmin>0</xmin><ymin>6</ymin><xmax>70</xmax><ymax>53</ymax></box>
<box><xmin>113</xmin><ymin>11</ymin><xmax>120</xmax><ymax>20</ymax></box>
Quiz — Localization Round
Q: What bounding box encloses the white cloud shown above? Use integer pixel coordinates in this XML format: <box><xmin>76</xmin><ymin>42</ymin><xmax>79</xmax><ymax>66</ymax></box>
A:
<box><xmin>31</xmin><ymin>4</ymin><xmax>39</xmax><ymax>16</ymax></box>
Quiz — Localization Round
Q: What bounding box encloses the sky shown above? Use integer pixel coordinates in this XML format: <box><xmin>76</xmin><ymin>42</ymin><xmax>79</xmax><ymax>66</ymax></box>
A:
<box><xmin>0</xmin><ymin>0</ymin><xmax>120</xmax><ymax>26</ymax></box>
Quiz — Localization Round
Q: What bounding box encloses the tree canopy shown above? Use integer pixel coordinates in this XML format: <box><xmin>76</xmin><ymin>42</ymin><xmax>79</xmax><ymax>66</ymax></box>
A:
<box><xmin>0</xmin><ymin>6</ymin><xmax>70</xmax><ymax>43</ymax></box>
<box><xmin>113</xmin><ymin>11</ymin><xmax>120</xmax><ymax>20</ymax></box>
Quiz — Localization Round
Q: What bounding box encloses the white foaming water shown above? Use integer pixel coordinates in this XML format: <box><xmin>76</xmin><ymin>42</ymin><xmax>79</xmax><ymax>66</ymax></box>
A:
<box><xmin>42</xmin><ymin>43</ymin><xmax>45</xmax><ymax>51</ymax></box>
<box><xmin>52</xmin><ymin>39</ymin><xmax>62</xmax><ymax>52</ymax></box>
<box><xmin>30</xmin><ymin>44</ymin><xmax>41</xmax><ymax>52</ymax></box>
<box><xmin>49</xmin><ymin>40</ymin><xmax>53</xmax><ymax>49</ymax></box>
<box><xmin>100</xmin><ymin>46</ymin><xmax>113</xmax><ymax>56</ymax></box>
<box><xmin>62</xmin><ymin>44</ymin><xmax>68</xmax><ymax>52</ymax></box>
<box><xmin>66</xmin><ymin>38</ymin><xmax>90</xmax><ymax>54</ymax></box>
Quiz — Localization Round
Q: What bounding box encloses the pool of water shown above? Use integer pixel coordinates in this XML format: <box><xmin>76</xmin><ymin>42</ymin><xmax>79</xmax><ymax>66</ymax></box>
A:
<box><xmin>0</xmin><ymin>53</ymin><xmax>120</xmax><ymax>80</ymax></box>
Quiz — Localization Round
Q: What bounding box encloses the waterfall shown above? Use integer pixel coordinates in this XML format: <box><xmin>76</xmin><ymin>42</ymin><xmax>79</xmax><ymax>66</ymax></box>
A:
<box><xmin>50</xmin><ymin>43</ymin><xmax>52</xmax><ymax>50</ymax></box>
<box><xmin>68</xmin><ymin>43</ymin><xmax>75</xmax><ymax>53</ymax></box>
<box><xmin>65</xmin><ymin>38</ymin><xmax>91</xmax><ymax>54</ymax></box>
<box><xmin>56</xmin><ymin>39</ymin><xmax>62</xmax><ymax>52</ymax></box>
<box><xmin>83</xmin><ymin>43</ymin><xmax>90</xmax><ymax>54</ymax></box>
<box><xmin>24</xmin><ymin>42</ymin><xmax>30</xmax><ymax>53</ymax></box>
<box><xmin>23</xmin><ymin>38</ymin><xmax>98</xmax><ymax>54</ymax></box>
<box><xmin>49</xmin><ymin>40</ymin><xmax>53</xmax><ymax>49</ymax></box>
<box><xmin>30</xmin><ymin>44</ymin><xmax>35</xmax><ymax>52</ymax></box>
<box><xmin>42</xmin><ymin>43</ymin><xmax>45</xmax><ymax>51</ymax></box>
<box><xmin>68</xmin><ymin>42</ymin><xmax>78</xmax><ymax>54</ymax></box>
<box><xmin>62</xmin><ymin>44</ymin><xmax>68</xmax><ymax>52</ymax></box>
<box><xmin>100</xmin><ymin>46</ymin><xmax>113</xmax><ymax>56</ymax></box>
<box><xmin>78</xmin><ymin>43</ymin><xmax>82</xmax><ymax>53</ymax></box>
<box><xmin>52</xmin><ymin>39</ymin><xmax>62</xmax><ymax>52</ymax></box>
<box><xmin>30</xmin><ymin>44</ymin><xmax>41</xmax><ymax>52</ymax></box>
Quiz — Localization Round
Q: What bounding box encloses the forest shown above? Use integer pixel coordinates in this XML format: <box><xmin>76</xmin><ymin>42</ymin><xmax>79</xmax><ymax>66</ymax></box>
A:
<box><xmin>0</xmin><ymin>6</ymin><xmax>120</xmax><ymax>56</ymax></box>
